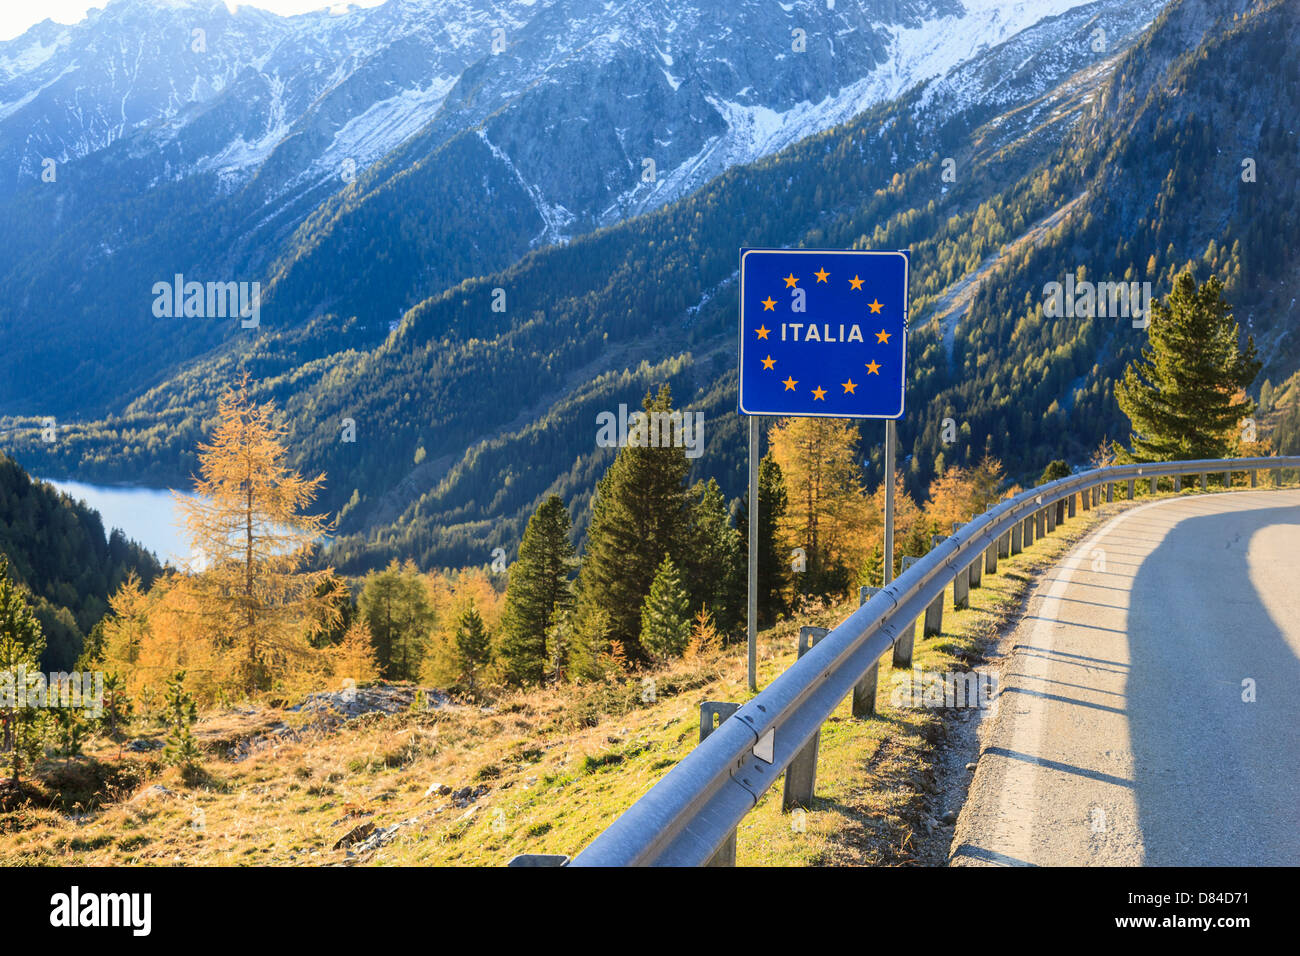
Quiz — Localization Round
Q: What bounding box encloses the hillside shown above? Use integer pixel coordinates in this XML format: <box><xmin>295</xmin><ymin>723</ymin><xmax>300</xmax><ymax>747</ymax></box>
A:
<box><xmin>3</xmin><ymin>0</ymin><xmax>1179</xmax><ymax>571</ymax></box>
<box><xmin>0</xmin><ymin>0</ymin><xmax>1100</xmax><ymax>417</ymax></box>
<box><xmin>0</xmin><ymin>455</ymin><xmax>161</xmax><ymax>670</ymax></box>
<box><xmin>0</xmin><ymin>502</ymin><xmax>1109</xmax><ymax>866</ymax></box>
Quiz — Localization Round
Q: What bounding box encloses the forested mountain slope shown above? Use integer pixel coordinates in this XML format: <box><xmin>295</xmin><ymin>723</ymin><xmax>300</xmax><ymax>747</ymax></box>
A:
<box><xmin>7</xmin><ymin>0</ymin><xmax>1296</xmax><ymax>578</ymax></box>
<box><xmin>0</xmin><ymin>455</ymin><xmax>161</xmax><ymax>670</ymax></box>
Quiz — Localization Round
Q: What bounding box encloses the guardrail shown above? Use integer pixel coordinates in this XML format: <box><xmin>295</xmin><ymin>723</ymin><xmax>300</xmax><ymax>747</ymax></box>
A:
<box><xmin>535</xmin><ymin>456</ymin><xmax>1300</xmax><ymax>867</ymax></box>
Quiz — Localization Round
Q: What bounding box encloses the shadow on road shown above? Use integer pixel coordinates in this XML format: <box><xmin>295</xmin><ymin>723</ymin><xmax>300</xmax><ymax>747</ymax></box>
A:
<box><xmin>1126</xmin><ymin>504</ymin><xmax>1300</xmax><ymax>865</ymax></box>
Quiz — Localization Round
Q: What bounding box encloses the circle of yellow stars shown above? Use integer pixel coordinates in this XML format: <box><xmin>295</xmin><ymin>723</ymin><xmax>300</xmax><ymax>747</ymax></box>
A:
<box><xmin>754</xmin><ymin>266</ymin><xmax>891</xmax><ymax>401</ymax></box>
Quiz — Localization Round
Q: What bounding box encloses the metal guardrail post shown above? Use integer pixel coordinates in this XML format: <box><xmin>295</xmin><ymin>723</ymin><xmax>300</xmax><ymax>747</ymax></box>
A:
<box><xmin>853</xmin><ymin>591</ymin><xmax>882</xmax><ymax>713</ymax></box>
<box><xmin>783</xmin><ymin>627</ymin><xmax>830</xmax><ymax>810</ymax></box>
<box><xmin>953</xmin><ymin>561</ymin><xmax>970</xmax><ymax>608</ymax></box>
<box><xmin>921</xmin><ymin>553</ymin><xmax>945</xmax><ymax>636</ymax></box>
<box><xmin>699</xmin><ymin>701</ymin><xmax>742</xmax><ymax>865</ymax></box>
<box><xmin>893</xmin><ymin>561</ymin><xmax>921</xmax><ymax>667</ymax></box>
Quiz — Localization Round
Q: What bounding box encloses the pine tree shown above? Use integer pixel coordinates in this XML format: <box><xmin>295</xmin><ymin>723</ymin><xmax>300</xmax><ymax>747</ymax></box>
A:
<box><xmin>1040</xmin><ymin>460</ymin><xmax>1071</xmax><ymax>483</ymax></box>
<box><xmin>577</xmin><ymin>386</ymin><xmax>691</xmax><ymax>661</ymax></box>
<box><xmin>1116</xmin><ymin>271</ymin><xmax>1261</xmax><ymax>462</ymax></box>
<box><xmin>640</xmin><ymin>555</ymin><xmax>691</xmax><ymax>662</ymax></box>
<box><xmin>179</xmin><ymin>373</ymin><xmax>344</xmax><ymax>693</ymax></box>
<box><xmin>0</xmin><ymin>557</ymin><xmax>47</xmax><ymax>786</ymax></box>
<box><xmin>453</xmin><ymin>601</ymin><xmax>493</xmax><ymax>696</ymax></box>
<box><xmin>736</xmin><ymin>453</ymin><xmax>791</xmax><ymax>628</ymax></box>
<box><xmin>52</xmin><ymin>707</ymin><xmax>87</xmax><ymax>765</ymax></box>
<box><xmin>684</xmin><ymin>480</ymin><xmax>745</xmax><ymax>639</ymax></box>
<box><xmin>98</xmin><ymin>672</ymin><xmax>133</xmax><ymax>756</ymax></box>
<box><xmin>162</xmin><ymin>670</ymin><xmax>202</xmax><ymax>772</ymax></box>
<box><xmin>358</xmin><ymin>560</ymin><xmax>434</xmax><ymax>680</ymax></box>
<box><xmin>499</xmin><ymin>495</ymin><xmax>575</xmax><ymax>685</ymax></box>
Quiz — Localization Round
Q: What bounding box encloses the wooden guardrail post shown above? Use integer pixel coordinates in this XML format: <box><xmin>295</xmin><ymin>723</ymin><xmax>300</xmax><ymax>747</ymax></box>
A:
<box><xmin>1068</xmin><ymin>493</ymin><xmax>1077</xmax><ymax>517</ymax></box>
<box><xmin>1036</xmin><ymin>508</ymin><xmax>1046</xmax><ymax>539</ymax></box>
<box><xmin>699</xmin><ymin>701</ymin><xmax>742</xmax><ymax>864</ymax></box>
<box><xmin>1173</xmin><ymin>475</ymin><xmax>1181</xmax><ymax>493</ymax></box>
<box><xmin>1127</xmin><ymin>478</ymin><xmax>1136</xmax><ymax>499</ymax></box>
<box><xmin>1199</xmin><ymin>472</ymin><xmax>1207</xmax><ymax>492</ymax></box>
<box><xmin>783</xmin><ymin>628</ymin><xmax>829</xmax><ymax>810</ymax></box>
<box><xmin>998</xmin><ymin>530</ymin><xmax>1011</xmax><ymax>558</ymax></box>
<box><xmin>1250</xmin><ymin>469</ymin><xmax>1257</xmax><ymax>488</ymax></box>
<box><xmin>984</xmin><ymin>540</ymin><xmax>997</xmax><ymax>575</ymax></box>
<box><xmin>1010</xmin><ymin>523</ymin><xmax>1022</xmax><ymax>554</ymax></box>
<box><xmin>1106</xmin><ymin>482</ymin><xmax>1114</xmax><ymax>503</ymax></box>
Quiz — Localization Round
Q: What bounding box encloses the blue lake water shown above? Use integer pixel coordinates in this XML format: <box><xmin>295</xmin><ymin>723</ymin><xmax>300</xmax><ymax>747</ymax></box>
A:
<box><xmin>42</xmin><ymin>479</ymin><xmax>194</xmax><ymax>565</ymax></box>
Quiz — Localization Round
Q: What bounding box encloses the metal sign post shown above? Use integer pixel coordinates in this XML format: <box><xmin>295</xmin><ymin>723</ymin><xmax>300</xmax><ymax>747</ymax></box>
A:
<box><xmin>884</xmin><ymin>418</ymin><xmax>895</xmax><ymax>586</ymax></box>
<box><xmin>738</xmin><ymin>247</ymin><xmax>909</xmax><ymax>693</ymax></box>
<box><xmin>747</xmin><ymin>416</ymin><xmax>760</xmax><ymax>692</ymax></box>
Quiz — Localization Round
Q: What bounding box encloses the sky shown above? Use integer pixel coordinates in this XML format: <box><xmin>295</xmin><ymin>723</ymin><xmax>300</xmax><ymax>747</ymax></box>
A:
<box><xmin>0</xmin><ymin>1</ymin><xmax>389</xmax><ymax>42</ymax></box>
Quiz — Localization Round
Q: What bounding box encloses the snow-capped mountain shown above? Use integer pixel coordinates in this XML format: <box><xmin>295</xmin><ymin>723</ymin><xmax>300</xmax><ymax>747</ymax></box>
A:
<box><xmin>3</xmin><ymin>0</ymin><xmax>1144</xmax><ymax>226</ymax></box>
<box><xmin>0</xmin><ymin>0</ymin><xmax>1169</xmax><ymax>418</ymax></box>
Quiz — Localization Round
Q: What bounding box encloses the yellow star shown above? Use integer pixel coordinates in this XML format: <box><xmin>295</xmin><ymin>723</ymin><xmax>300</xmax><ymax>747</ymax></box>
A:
<box><xmin>761</xmin><ymin>296</ymin><xmax>776</xmax><ymax>311</ymax></box>
<box><xmin>842</xmin><ymin>379</ymin><xmax>857</xmax><ymax>394</ymax></box>
<box><xmin>811</xmin><ymin>386</ymin><xmax>827</xmax><ymax>401</ymax></box>
<box><xmin>783</xmin><ymin>273</ymin><xmax>799</xmax><ymax>288</ymax></box>
<box><xmin>813</xmin><ymin>267</ymin><xmax>830</xmax><ymax>283</ymax></box>
<box><xmin>868</xmin><ymin>299</ymin><xmax>883</xmax><ymax>314</ymax></box>
<box><xmin>875</xmin><ymin>329</ymin><xmax>890</xmax><ymax>344</ymax></box>
<box><xmin>761</xmin><ymin>355</ymin><xmax>776</xmax><ymax>370</ymax></box>
<box><xmin>865</xmin><ymin>360</ymin><xmax>881</xmax><ymax>375</ymax></box>
<box><xmin>848</xmin><ymin>275</ymin><xmax>864</xmax><ymax>291</ymax></box>
<box><xmin>755</xmin><ymin>325</ymin><xmax>770</xmax><ymax>339</ymax></box>
<box><xmin>782</xmin><ymin>376</ymin><xmax>798</xmax><ymax>391</ymax></box>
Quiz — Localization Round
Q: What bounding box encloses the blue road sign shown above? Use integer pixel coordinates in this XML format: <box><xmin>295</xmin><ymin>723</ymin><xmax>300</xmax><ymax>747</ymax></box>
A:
<box><xmin>738</xmin><ymin>248</ymin><xmax>909</xmax><ymax>419</ymax></box>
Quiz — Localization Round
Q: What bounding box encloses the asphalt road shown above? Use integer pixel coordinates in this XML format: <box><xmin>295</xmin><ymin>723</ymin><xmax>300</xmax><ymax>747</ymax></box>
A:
<box><xmin>951</xmin><ymin>489</ymin><xmax>1300</xmax><ymax>866</ymax></box>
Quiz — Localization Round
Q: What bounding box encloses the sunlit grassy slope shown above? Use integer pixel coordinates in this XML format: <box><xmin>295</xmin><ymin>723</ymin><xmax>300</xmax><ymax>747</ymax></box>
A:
<box><xmin>6</xmin><ymin>483</ymin><xmax>1287</xmax><ymax>867</ymax></box>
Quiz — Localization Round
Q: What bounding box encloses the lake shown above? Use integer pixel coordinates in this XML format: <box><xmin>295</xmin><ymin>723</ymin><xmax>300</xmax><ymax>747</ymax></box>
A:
<box><xmin>42</xmin><ymin>479</ymin><xmax>194</xmax><ymax>565</ymax></box>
